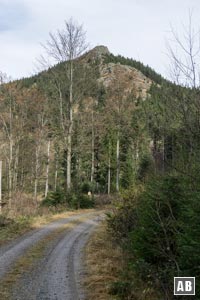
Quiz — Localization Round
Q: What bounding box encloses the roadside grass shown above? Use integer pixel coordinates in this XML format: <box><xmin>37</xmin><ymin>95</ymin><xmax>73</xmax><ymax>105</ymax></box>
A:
<box><xmin>84</xmin><ymin>221</ymin><xmax>123</xmax><ymax>300</ymax></box>
<box><xmin>84</xmin><ymin>220</ymin><xmax>161</xmax><ymax>300</ymax></box>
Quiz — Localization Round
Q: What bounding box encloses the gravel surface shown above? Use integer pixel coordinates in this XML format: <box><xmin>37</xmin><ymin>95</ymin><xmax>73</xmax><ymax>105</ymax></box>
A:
<box><xmin>0</xmin><ymin>211</ymin><xmax>103</xmax><ymax>300</ymax></box>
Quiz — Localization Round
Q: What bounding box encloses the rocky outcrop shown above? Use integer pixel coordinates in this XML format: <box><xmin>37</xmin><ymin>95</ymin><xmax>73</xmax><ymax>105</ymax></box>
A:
<box><xmin>92</xmin><ymin>45</ymin><xmax>110</xmax><ymax>57</ymax></box>
<box><xmin>81</xmin><ymin>45</ymin><xmax>110</xmax><ymax>64</ymax></box>
<box><xmin>99</xmin><ymin>62</ymin><xmax>152</xmax><ymax>99</ymax></box>
<box><xmin>81</xmin><ymin>45</ymin><xmax>152</xmax><ymax>100</ymax></box>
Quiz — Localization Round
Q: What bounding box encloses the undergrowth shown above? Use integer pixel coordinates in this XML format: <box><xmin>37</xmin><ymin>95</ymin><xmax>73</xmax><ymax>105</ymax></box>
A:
<box><xmin>107</xmin><ymin>174</ymin><xmax>200</xmax><ymax>299</ymax></box>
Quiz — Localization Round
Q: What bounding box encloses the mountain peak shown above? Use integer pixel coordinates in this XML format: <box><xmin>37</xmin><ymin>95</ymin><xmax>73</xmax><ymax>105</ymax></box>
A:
<box><xmin>81</xmin><ymin>45</ymin><xmax>110</xmax><ymax>62</ymax></box>
<box><xmin>83</xmin><ymin>45</ymin><xmax>110</xmax><ymax>59</ymax></box>
<box><xmin>92</xmin><ymin>45</ymin><xmax>110</xmax><ymax>56</ymax></box>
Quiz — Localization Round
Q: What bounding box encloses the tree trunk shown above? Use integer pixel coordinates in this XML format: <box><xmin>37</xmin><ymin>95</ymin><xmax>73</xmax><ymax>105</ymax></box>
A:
<box><xmin>91</xmin><ymin>111</ymin><xmax>95</xmax><ymax>183</ymax></box>
<box><xmin>8</xmin><ymin>99</ymin><xmax>13</xmax><ymax>209</ymax></box>
<box><xmin>116</xmin><ymin>134</ymin><xmax>120</xmax><ymax>193</ymax></box>
<box><xmin>34</xmin><ymin>143</ymin><xmax>40</xmax><ymax>201</ymax></box>
<box><xmin>20</xmin><ymin>164</ymin><xmax>25</xmax><ymax>190</ymax></box>
<box><xmin>59</xmin><ymin>86</ymin><xmax>65</xmax><ymax>132</ymax></box>
<box><xmin>108</xmin><ymin>156</ymin><xmax>111</xmax><ymax>194</ymax></box>
<box><xmin>162</xmin><ymin>135</ymin><xmax>165</xmax><ymax>173</ymax></box>
<box><xmin>54</xmin><ymin>157</ymin><xmax>58</xmax><ymax>191</ymax></box>
<box><xmin>67</xmin><ymin>117</ymin><xmax>72</xmax><ymax>190</ymax></box>
<box><xmin>8</xmin><ymin>138</ymin><xmax>13</xmax><ymax>209</ymax></box>
<box><xmin>45</xmin><ymin>140</ymin><xmax>51</xmax><ymax>198</ymax></box>
<box><xmin>67</xmin><ymin>61</ymin><xmax>73</xmax><ymax>190</ymax></box>
<box><xmin>0</xmin><ymin>161</ymin><xmax>2</xmax><ymax>214</ymax></box>
<box><xmin>13</xmin><ymin>144</ymin><xmax>19</xmax><ymax>192</ymax></box>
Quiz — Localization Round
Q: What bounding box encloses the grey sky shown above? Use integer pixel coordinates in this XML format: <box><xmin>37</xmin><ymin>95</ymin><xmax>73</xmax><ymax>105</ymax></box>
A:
<box><xmin>0</xmin><ymin>0</ymin><xmax>200</xmax><ymax>80</ymax></box>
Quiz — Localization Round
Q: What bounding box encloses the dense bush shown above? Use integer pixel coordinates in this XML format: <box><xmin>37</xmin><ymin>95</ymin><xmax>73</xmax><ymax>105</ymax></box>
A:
<box><xmin>107</xmin><ymin>175</ymin><xmax>200</xmax><ymax>299</ymax></box>
<box><xmin>67</xmin><ymin>192</ymin><xmax>94</xmax><ymax>209</ymax></box>
<box><xmin>41</xmin><ymin>188</ymin><xmax>94</xmax><ymax>209</ymax></box>
<box><xmin>136</xmin><ymin>154</ymin><xmax>154</xmax><ymax>181</ymax></box>
<box><xmin>107</xmin><ymin>186</ymin><xmax>142</xmax><ymax>243</ymax></box>
<box><xmin>80</xmin><ymin>181</ymin><xmax>94</xmax><ymax>193</ymax></box>
<box><xmin>41</xmin><ymin>189</ymin><xmax>65</xmax><ymax>207</ymax></box>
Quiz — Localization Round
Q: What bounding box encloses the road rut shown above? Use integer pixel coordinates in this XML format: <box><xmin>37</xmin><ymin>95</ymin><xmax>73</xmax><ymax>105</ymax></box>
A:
<box><xmin>0</xmin><ymin>211</ymin><xmax>103</xmax><ymax>300</ymax></box>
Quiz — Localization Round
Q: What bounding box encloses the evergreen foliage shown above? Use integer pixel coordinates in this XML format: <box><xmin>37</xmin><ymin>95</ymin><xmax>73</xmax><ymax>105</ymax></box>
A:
<box><xmin>108</xmin><ymin>175</ymin><xmax>200</xmax><ymax>299</ymax></box>
<box><xmin>103</xmin><ymin>53</ymin><xmax>167</xmax><ymax>85</ymax></box>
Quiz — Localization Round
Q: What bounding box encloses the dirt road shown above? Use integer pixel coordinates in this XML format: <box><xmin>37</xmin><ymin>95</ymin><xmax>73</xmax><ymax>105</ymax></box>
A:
<box><xmin>0</xmin><ymin>211</ymin><xmax>103</xmax><ymax>300</ymax></box>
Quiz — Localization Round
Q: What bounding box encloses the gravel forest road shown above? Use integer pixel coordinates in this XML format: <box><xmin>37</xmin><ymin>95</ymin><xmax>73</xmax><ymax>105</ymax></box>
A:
<box><xmin>0</xmin><ymin>211</ymin><xmax>103</xmax><ymax>300</ymax></box>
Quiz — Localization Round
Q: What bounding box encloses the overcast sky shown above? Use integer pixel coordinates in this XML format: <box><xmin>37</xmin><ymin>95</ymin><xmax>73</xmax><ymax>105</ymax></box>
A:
<box><xmin>0</xmin><ymin>0</ymin><xmax>200</xmax><ymax>80</ymax></box>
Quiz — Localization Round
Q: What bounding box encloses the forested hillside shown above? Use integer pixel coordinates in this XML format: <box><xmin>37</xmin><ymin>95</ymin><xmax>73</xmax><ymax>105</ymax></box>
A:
<box><xmin>0</xmin><ymin>18</ymin><xmax>200</xmax><ymax>300</ymax></box>
<box><xmin>0</xmin><ymin>41</ymin><xmax>157</xmax><ymax>212</ymax></box>
<box><xmin>105</xmin><ymin>29</ymin><xmax>200</xmax><ymax>300</ymax></box>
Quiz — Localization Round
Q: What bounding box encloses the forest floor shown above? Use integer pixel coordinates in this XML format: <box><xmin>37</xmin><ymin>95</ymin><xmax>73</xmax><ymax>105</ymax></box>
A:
<box><xmin>0</xmin><ymin>209</ymin><xmax>104</xmax><ymax>300</ymax></box>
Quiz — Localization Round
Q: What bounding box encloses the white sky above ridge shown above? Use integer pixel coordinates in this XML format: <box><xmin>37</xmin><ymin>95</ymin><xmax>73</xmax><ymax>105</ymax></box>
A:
<box><xmin>0</xmin><ymin>0</ymin><xmax>200</xmax><ymax>80</ymax></box>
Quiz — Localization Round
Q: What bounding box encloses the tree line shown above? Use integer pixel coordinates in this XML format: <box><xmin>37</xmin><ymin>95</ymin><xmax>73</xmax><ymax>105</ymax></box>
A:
<box><xmin>0</xmin><ymin>19</ymin><xmax>148</xmax><ymax>212</ymax></box>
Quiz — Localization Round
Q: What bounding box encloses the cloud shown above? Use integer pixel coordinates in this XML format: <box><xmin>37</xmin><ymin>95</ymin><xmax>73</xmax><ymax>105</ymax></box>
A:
<box><xmin>0</xmin><ymin>0</ymin><xmax>30</xmax><ymax>32</ymax></box>
<box><xmin>1</xmin><ymin>0</ymin><xmax>200</xmax><ymax>79</ymax></box>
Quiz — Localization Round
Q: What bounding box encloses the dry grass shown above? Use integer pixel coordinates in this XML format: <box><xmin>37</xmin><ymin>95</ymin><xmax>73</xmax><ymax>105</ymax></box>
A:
<box><xmin>84</xmin><ymin>221</ymin><xmax>161</xmax><ymax>300</ymax></box>
<box><xmin>31</xmin><ymin>208</ymin><xmax>96</xmax><ymax>228</ymax></box>
<box><xmin>0</xmin><ymin>208</ymin><xmax>96</xmax><ymax>246</ymax></box>
<box><xmin>84</xmin><ymin>221</ymin><xmax>123</xmax><ymax>300</ymax></box>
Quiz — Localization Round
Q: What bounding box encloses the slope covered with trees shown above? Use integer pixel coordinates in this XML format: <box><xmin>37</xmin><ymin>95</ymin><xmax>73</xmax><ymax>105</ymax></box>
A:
<box><xmin>1</xmin><ymin>17</ymin><xmax>200</xmax><ymax>300</ymax></box>
<box><xmin>106</xmin><ymin>17</ymin><xmax>200</xmax><ymax>299</ymax></box>
<box><xmin>0</xmin><ymin>20</ymin><xmax>156</xmax><ymax>213</ymax></box>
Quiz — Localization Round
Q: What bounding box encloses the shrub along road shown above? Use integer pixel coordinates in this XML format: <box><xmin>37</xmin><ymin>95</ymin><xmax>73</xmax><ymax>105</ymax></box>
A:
<box><xmin>0</xmin><ymin>210</ymin><xmax>104</xmax><ymax>300</ymax></box>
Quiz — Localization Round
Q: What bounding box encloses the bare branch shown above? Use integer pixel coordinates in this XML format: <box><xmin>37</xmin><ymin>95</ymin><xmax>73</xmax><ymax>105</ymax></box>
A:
<box><xmin>42</xmin><ymin>18</ymin><xmax>88</xmax><ymax>64</ymax></box>
<box><xmin>167</xmin><ymin>13</ymin><xmax>200</xmax><ymax>87</ymax></box>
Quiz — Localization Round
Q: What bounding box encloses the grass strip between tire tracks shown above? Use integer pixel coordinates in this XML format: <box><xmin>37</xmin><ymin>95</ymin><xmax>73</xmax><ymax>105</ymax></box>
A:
<box><xmin>0</xmin><ymin>213</ymin><xmax>98</xmax><ymax>300</ymax></box>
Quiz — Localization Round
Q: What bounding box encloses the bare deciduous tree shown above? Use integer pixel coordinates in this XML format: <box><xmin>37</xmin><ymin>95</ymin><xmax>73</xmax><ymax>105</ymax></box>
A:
<box><xmin>167</xmin><ymin>12</ymin><xmax>200</xmax><ymax>88</ymax></box>
<box><xmin>42</xmin><ymin>18</ymin><xmax>88</xmax><ymax>190</ymax></box>
<box><xmin>45</xmin><ymin>140</ymin><xmax>51</xmax><ymax>198</ymax></box>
